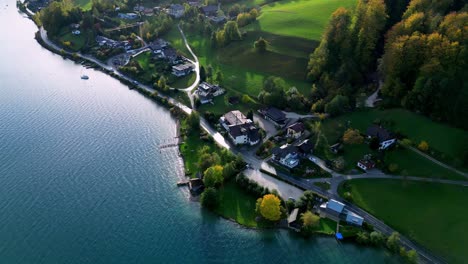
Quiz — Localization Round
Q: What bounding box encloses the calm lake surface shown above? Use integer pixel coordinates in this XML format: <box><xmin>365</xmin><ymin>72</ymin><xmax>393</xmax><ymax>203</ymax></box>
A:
<box><xmin>0</xmin><ymin>1</ymin><xmax>400</xmax><ymax>263</ymax></box>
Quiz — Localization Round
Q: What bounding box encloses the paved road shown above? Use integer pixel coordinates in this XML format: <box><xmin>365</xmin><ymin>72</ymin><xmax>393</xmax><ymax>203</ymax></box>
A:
<box><xmin>365</xmin><ymin>80</ymin><xmax>382</xmax><ymax>107</ymax></box>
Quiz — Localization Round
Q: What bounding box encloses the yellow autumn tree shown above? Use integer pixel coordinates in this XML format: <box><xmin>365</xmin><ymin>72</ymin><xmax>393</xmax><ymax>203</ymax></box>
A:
<box><xmin>343</xmin><ymin>128</ymin><xmax>364</xmax><ymax>144</ymax></box>
<box><xmin>258</xmin><ymin>194</ymin><xmax>281</xmax><ymax>221</ymax></box>
<box><xmin>301</xmin><ymin>211</ymin><xmax>320</xmax><ymax>228</ymax></box>
<box><xmin>418</xmin><ymin>141</ymin><xmax>429</xmax><ymax>152</ymax></box>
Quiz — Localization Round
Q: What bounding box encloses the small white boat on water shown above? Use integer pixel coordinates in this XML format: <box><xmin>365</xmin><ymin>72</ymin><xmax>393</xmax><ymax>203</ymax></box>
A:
<box><xmin>81</xmin><ymin>75</ymin><xmax>89</xmax><ymax>80</ymax></box>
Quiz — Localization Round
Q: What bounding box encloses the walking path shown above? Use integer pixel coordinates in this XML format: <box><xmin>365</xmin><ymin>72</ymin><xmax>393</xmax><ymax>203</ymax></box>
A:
<box><xmin>177</xmin><ymin>24</ymin><xmax>200</xmax><ymax>108</ymax></box>
<box><xmin>407</xmin><ymin>146</ymin><xmax>467</xmax><ymax>178</ymax></box>
<box><xmin>365</xmin><ymin>80</ymin><xmax>382</xmax><ymax>107</ymax></box>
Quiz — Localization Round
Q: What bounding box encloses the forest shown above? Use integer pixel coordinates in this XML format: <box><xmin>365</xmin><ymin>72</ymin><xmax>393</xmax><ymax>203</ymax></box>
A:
<box><xmin>308</xmin><ymin>0</ymin><xmax>467</xmax><ymax>129</ymax></box>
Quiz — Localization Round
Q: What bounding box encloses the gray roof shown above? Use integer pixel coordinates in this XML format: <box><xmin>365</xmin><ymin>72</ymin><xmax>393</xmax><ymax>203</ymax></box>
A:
<box><xmin>288</xmin><ymin>122</ymin><xmax>305</xmax><ymax>133</ymax></box>
<box><xmin>288</xmin><ymin>208</ymin><xmax>299</xmax><ymax>224</ymax></box>
<box><xmin>200</xmin><ymin>5</ymin><xmax>218</xmax><ymax>14</ymax></box>
<box><xmin>345</xmin><ymin>211</ymin><xmax>364</xmax><ymax>226</ymax></box>
<box><xmin>272</xmin><ymin>144</ymin><xmax>299</xmax><ymax>159</ymax></box>
<box><xmin>261</xmin><ymin>107</ymin><xmax>286</xmax><ymax>123</ymax></box>
<box><xmin>366</xmin><ymin>125</ymin><xmax>395</xmax><ymax>142</ymax></box>
<box><xmin>297</xmin><ymin>139</ymin><xmax>314</xmax><ymax>153</ymax></box>
<box><xmin>327</xmin><ymin>199</ymin><xmax>345</xmax><ymax>214</ymax></box>
<box><xmin>223</xmin><ymin>110</ymin><xmax>251</xmax><ymax>126</ymax></box>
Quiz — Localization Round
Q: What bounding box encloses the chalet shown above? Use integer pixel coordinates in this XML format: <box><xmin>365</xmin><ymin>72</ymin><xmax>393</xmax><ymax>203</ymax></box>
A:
<box><xmin>357</xmin><ymin>159</ymin><xmax>375</xmax><ymax>171</ymax></box>
<box><xmin>200</xmin><ymin>5</ymin><xmax>218</xmax><ymax>16</ymax></box>
<box><xmin>196</xmin><ymin>82</ymin><xmax>225</xmax><ymax>104</ymax></box>
<box><xmin>286</xmin><ymin>122</ymin><xmax>305</xmax><ymax>139</ymax></box>
<box><xmin>133</xmin><ymin>4</ymin><xmax>145</xmax><ymax>12</ymax></box>
<box><xmin>143</xmin><ymin>8</ymin><xmax>154</xmax><ymax>16</ymax></box>
<box><xmin>162</xmin><ymin>47</ymin><xmax>180</xmax><ymax>64</ymax></box>
<box><xmin>366</xmin><ymin>125</ymin><xmax>397</xmax><ymax>150</ymax></box>
<box><xmin>319</xmin><ymin>199</ymin><xmax>364</xmax><ymax>226</ymax></box>
<box><xmin>209</xmin><ymin>16</ymin><xmax>227</xmax><ymax>24</ymax></box>
<box><xmin>220</xmin><ymin>110</ymin><xmax>260</xmax><ymax>146</ymax></box>
<box><xmin>118</xmin><ymin>13</ymin><xmax>138</xmax><ymax>19</ymax></box>
<box><xmin>172</xmin><ymin>63</ymin><xmax>194</xmax><ymax>77</ymax></box>
<box><xmin>271</xmin><ymin>144</ymin><xmax>300</xmax><ymax>169</ymax></box>
<box><xmin>258</xmin><ymin>107</ymin><xmax>287</xmax><ymax>126</ymax></box>
<box><xmin>167</xmin><ymin>4</ymin><xmax>185</xmax><ymax>18</ymax></box>
<box><xmin>148</xmin><ymin>39</ymin><xmax>168</xmax><ymax>53</ymax></box>
<box><xmin>297</xmin><ymin>139</ymin><xmax>314</xmax><ymax>156</ymax></box>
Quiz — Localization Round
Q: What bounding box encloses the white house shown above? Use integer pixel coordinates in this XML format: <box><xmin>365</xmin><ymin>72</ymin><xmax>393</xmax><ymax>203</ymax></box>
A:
<box><xmin>172</xmin><ymin>63</ymin><xmax>194</xmax><ymax>77</ymax></box>
<box><xmin>196</xmin><ymin>82</ymin><xmax>225</xmax><ymax>104</ymax></box>
<box><xmin>357</xmin><ymin>159</ymin><xmax>375</xmax><ymax>171</ymax></box>
<box><xmin>366</xmin><ymin>125</ymin><xmax>397</xmax><ymax>150</ymax></box>
<box><xmin>220</xmin><ymin>110</ymin><xmax>260</xmax><ymax>146</ymax></box>
<box><xmin>271</xmin><ymin>144</ymin><xmax>300</xmax><ymax>169</ymax></box>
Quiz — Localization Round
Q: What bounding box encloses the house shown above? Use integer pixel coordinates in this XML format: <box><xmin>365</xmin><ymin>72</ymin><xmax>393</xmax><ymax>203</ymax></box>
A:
<box><xmin>172</xmin><ymin>63</ymin><xmax>194</xmax><ymax>77</ymax></box>
<box><xmin>258</xmin><ymin>107</ymin><xmax>287</xmax><ymax>126</ymax></box>
<box><xmin>288</xmin><ymin>208</ymin><xmax>300</xmax><ymax>232</ymax></box>
<box><xmin>319</xmin><ymin>199</ymin><xmax>364</xmax><ymax>226</ymax></box>
<box><xmin>286</xmin><ymin>122</ymin><xmax>305</xmax><ymax>139</ymax></box>
<box><xmin>118</xmin><ymin>13</ymin><xmax>138</xmax><ymax>19</ymax></box>
<box><xmin>167</xmin><ymin>4</ymin><xmax>185</xmax><ymax>18</ymax></box>
<box><xmin>71</xmin><ymin>30</ymin><xmax>81</xmax><ymax>35</ymax></box>
<box><xmin>345</xmin><ymin>211</ymin><xmax>364</xmax><ymax>226</ymax></box>
<box><xmin>366</xmin><ymin>125</ymin><xmax>397</xmax><ymax>150</ymax></box>
<box><xmin>271</xmin><ymin>144</ymin><xmax>300</xmax><ymax>169</ymax></box>
<box><xmin>208</xmin><ymin>16</ymin><xmax>226</xmax><ymax>24</ymax></box>
<box><xmin>143</xmin><ymin>8</ymin><xmax>154</xmax><ymax>16</ymax></box>
<box><xmin>357</xmin><ymin>159</ymin><xmax>375</xmax><ymax>171</ymax></box>
<box><xmin>200</xmin><ymin>5</ymin><xmax>218</xmax><ymax>16</ymax></box>
<box><xmin>148</xmin><ymin>39</ymin><xmax>168</xmax><ymax>52</ymax></box>
<box><xmin>188</xmin><ymin>178</ymin><xmax>204</xmax><ymax>195</ymax></box>
<box><xmin>96</xmin><ymin>36</ymin><xmax>121</xmax><ymax>48</ymax></box>
<box><xmin>70</xmin><ymin>23</ymin><xmax>80</xmax><ymax>29</ymax></box>
<box><xmin>196</xmin><ymin>82</ymin><xmax>225</xmax><ymax>104</ymax></box>
<box><xmin>220</xmin><ymin>110</ymin><xmax>260</xmax><ymax>146</ymax></box>
<box><xmin>297</xmin><ymin>139</ymin><xmax>314</xmax><ymax>156</ymax></box>
<box><xmin>162</xmin><ymin>47</ymin><xmax>180</xmax><ymax>64</ymax></box>
<box><xmin>187</xmin><ymin>0</ymin><xmax>201</xmax><ymax>7</ymax></box>
<box><xmin>330</xmin><ymin>142</ymin><xmax>343</xmax><ymax>154</ymax></box>
<box><xmin>133</xmin><ymin>4</ymin><xmax>145</xmax><ymax>12</ymax></box>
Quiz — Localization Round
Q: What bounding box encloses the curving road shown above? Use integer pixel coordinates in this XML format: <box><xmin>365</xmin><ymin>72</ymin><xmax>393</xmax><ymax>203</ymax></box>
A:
<box><xmin>177</xmin><ymin>24</ymin><xmax>200</xmax><ymax>108</ymax></box>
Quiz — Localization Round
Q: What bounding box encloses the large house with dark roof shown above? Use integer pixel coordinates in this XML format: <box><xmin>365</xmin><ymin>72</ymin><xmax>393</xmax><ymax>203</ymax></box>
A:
<box><xmin>200</xmin><ymin>5</ymin><xmax>218</xmax><ymax>16</ymax></box>
<box><xmin>220</xmin><ymin>110</ymin><xmax>260</xmax><ymax>146</ymax></box>
<box><xmin>366</xmin><ymin>125</ymin><xmax>397</xmax><ymax>150</ymax></box>
<box><xmin>258</xmin><ymin>107</ymin><xmax>287</xmax><ymax>127</ymax></box>
<box><xmin>286</xmin><ymin>122</ymin><xmax>305</xmax><ymax>139</ymax></box>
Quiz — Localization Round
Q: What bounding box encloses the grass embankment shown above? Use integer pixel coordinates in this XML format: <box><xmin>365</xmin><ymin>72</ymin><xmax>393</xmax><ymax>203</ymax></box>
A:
<box><xmin>339</xmin><ymin>179</ymin><xmax>468</xmax><ymax>263</ymax></box>
<box><xmin>320</xmin><ymin>108</ymin><xmax>468</xmax><ymax>177</ymax></box>
<box><xmin>216</xmin><ymin>181</ymin><xmax>259</xmax><ymax>227</ymax></box>
<box><xmin>72</xmin><ymin>0</ymin><xmax>92</xmax><ymax>10</ymax></box>
<box><xmin>251</xmin><ymin>0</ymin><xmax>357</xmax><ymax>40</ymax></box>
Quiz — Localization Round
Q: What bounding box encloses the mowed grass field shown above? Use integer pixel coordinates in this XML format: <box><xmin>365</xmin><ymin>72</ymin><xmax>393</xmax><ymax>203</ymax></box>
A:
<box><xmin>216</xmin><ymin>181</ymin><xmax>259</xmax><ymax>227</ymax></box>
<box><xmin>73</xmin><ymin>0</ymin><xmax>92</xmax><ymax>10</ymax></box>
<box><xmin>321</xmin><ymin>108</ymin><xmax>468</xmax><ymax>170</ymax></box>
<box><xmin>253</xmin><ymin>0</ymin><xmax>357</xmax><ymax>40</ymax></box>
<box><xmin>340</xmin><ymin>179</ymin><xmax>468</xmax><ymax>263</ymax></box>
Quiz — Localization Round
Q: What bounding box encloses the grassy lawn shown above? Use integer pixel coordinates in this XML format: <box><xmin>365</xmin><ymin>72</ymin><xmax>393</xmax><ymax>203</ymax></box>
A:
<box><xmin>314</xmin><ymin>217</ymin><xmax>337</xmax><ymax>235</ymax></box>
<box><xmin>57</xmin><ymin>27</ymin><xmax>87</xmax><ymax>52</ymax></box>
<box><xmin>197</xmin><ymin>92</ymin><xmax>259</xmax><ymax>116</ymax></box>
<box><xmin>321</xmin><ymin>108</ymin><xmax>468</xmax><ymax>170</ymax></box>
<box><xmin>164</xmin><ymin>26</ymin><xmax>192</xmax><ymax>59</ymax></box>
<box><xmin>215</xmin><ymin>181</ymin><xmax>259</xmax><ymax>227</ymax></box>
<box><xmin>384</xmin><ymin>147</ymin><xmax>465</xmax><ymax>180</ymax></box>
<box><xmin>73</xmin><ymin>0</ymin><xmax>92</xmax><ymax>10</ymax></box>
<box><xmin>164</xmin><ymin>29</ymin><xmax>313</xmax><ymax>100</ymax></box>
<box><xmin>170</xmin><ymin>73</ymin><xmax>196</xmax><ymax>89</ymax></box>
<box><xmin>313</xmin><ymin>181</ymin><xmax>331</xmax><ymax>191</ymax></box>
<box><xmin>339</xmin><ymin>179</ymin><xmax>468</xmax><ymax>263</ymax></box>
<box><xmin>179</xmin><ymin>129</ymin><xmax>217</xmax><ymax>176</ymax></box>
<box><xmin>252</xmin><ymin>0</ymin><xmax>357</xmax><ymax>40</ymax></box>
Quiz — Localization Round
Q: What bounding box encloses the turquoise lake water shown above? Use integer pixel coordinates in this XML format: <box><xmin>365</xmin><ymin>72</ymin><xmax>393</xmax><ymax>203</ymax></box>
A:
<box><xmin>0</xmin><ymin>1</ymin><xmax>401</xmax><ymax>263</ymax></box>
